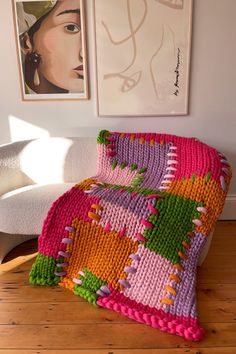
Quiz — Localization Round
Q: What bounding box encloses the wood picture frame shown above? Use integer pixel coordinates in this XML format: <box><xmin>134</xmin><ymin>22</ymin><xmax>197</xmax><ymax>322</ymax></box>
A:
<box><xmin>12</xmin><ymin>0</ymin><xmax>89</xmax><ymax>101</ymax></box>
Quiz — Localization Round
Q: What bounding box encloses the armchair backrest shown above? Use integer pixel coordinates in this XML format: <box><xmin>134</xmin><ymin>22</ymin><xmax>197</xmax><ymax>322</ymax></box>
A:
<box><xmin>0</xmin><ymin>137</ymin><xmax>97</xmax><ymax>195</ymax></box>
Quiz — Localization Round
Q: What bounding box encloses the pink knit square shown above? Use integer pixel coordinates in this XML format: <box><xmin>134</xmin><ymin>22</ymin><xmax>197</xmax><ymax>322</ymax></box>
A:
<box><xmin>95</xmin><ymin>144</ymin><xmax>137</xmax><ymax>185</ymax></box>
<box><xmin>123</xmin><ymin>245</ymin><xmax>177</xmax><ymax>310</ymax></box>
<box><xmin>97</xmin><ymin>200</ymin><xmax>146</xmax><ymax>241</ymax></box>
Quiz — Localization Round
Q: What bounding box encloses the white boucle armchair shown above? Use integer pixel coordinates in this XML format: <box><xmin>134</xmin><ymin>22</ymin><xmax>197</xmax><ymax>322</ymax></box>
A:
<box><xmin>0</xmin><ymin>137</ymin><xmax>97</xmax><ymax>263</ymax></box>
<box><xmin>0</xmin><ymin>137</ymin><xmax>213</xmax><ymax>264</ymax></box>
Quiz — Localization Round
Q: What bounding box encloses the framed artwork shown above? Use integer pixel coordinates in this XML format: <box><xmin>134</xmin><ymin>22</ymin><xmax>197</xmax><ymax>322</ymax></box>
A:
<box><xmin>94</xmin><ymin>0</ymin><xmax>193</xmax><ymax>116</ymax></box>
<box><xmin>12</xmin><ymin>0</ymin><xmax>89</xmax><ymax>100</ymax></box>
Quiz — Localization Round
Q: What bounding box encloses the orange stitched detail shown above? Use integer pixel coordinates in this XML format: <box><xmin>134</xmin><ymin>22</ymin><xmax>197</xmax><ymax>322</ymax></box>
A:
<box><xmin>187</xmin><ymin>231</ymin><xmax>195</xmax><ymax>238</ymax></box>
<box><xmin>120</xmin><ymin>133</ymin><xmax>125</xmax><ymax>138</ymax></box>
<box><xmin>130</xmin><ymin>135</ymin><xmax>135</xmax><ymax>141</ymax></box>
<box><xmin>178</xmin><ymin>251</ymin><xmax>188</xmax><ymax>260</ymax></box>
<box><xmin>182</xmin><ymin>241</ymin><xmax>190</xmax><ymax>249</ymax></box>
<box><xmin>150</xmin><ymin>139</ymin><xmax>155</xmax><ymax>146</ymax></box>
<box><xmin>75</xmin><ymin>178</ymin><xmax>96</xmax><ymax>191</ymax></box>
<box><xmin>161</xmin><ymin>298</ymin><xmax>173</xmax><ymax>305</ymax></box>
<box><xmin>164</xmin><ymin>285</ymin><xmax>177</xmax><ymax>296</ymax></box>
<box><xmin>139</xmin><ymin>137</ymin><xmax>145</xmax><ymax>144</ymax></box>
<box><xmin>91</xmin><ymin>204</ymin><xmax>103</xmax><ymax>211</ymax></box>
<box><xmin>160</xmin><ymin>140</ymin><xmax>164</xmax><ymax>145</ymax></box>
<box><xmin>174</xmin><ymin>263</ymin><xmax>184</xmax><ymax>271</ymax></box>
<box><xmin>169</xmin><ymin>274</ymin><xmax>181</xmax><ymax>283</ymax></box>
<box><xmin>88</xmin><ymin>212</ymin><xmax>101</xmax><ymax>222</ymax></box>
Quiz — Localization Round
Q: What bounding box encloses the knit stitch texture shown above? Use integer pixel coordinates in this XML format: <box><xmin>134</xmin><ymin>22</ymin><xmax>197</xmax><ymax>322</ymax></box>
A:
<box><xmin>30</xmin><ymin>130</ymin><xmax>232</xmax><ymax>341</ymax></box>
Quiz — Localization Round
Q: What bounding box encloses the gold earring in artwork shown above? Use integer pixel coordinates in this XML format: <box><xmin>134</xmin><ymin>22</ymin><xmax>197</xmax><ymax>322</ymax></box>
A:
<box><xmin>27</xmin><ymin>51</ymin><xmax>41</xmax><ymax>86</ymax></box>
<box><xmin>34</xmin><ymin>68</ymin><xmax>40</xmax><ymax>86</ymax></box>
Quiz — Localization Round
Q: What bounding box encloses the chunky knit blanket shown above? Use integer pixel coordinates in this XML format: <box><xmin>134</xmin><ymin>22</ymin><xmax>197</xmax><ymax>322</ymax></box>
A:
<box><xmin>30</xmin><ymin>130</ymin><xmax>231</xmax><ymax>341</ymax></box>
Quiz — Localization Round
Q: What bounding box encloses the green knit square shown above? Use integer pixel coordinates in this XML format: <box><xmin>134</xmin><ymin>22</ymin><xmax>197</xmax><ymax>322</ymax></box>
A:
<box><xmin>29</xmin><ymin>253</ymin><xmax>61</xmax><ymax>286</ymax></box>
<box><xmin>73</xmin><ymin>268</ymin><xmax>107</xmax><ymax>306</ymax></box>
<box><xmin>143</xmin><ymin>194</ymin><xmax>202</xmax><ymax>264</ymax></box>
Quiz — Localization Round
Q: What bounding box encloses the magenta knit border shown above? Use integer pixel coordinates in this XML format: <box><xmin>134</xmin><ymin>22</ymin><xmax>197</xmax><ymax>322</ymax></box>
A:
<box><xmin>111</xmin><ymin>131</ymin><xmax>222</xmax><ymax>181</ymax></box>
<box><xmin>97</xmin><ymin>290</ymin><xmax>204</xmax><ymax>341</ymax></box>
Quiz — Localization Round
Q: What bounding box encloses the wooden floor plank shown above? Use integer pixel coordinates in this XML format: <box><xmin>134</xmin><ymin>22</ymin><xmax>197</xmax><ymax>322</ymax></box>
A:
<box><xmin>1</xmin><ymin>283</ymin><xmax>236</xmax><ymax>303</ymax></box>
<box><xmin>0</xmin><ymin>323</ymin><xmax>236</xmax><ymax>349</ymax></box>
<box><xmin>0</xmin><ymin>302</ymin><xmax>132</xmax><ymax>325</ymax></box>
<box><xmin>197</xmin><ymin>284</ymin><xmax>236</xmax><ymax>301</ymax></box>
<box><xmin>0</xmin><ymin>301</ymin><xmax>235</xmax><ymax>325</ymax></box>
<box><xmin>0</xmin><ymin>349</ymin><xmax>236</xmax><ymax>354</ymax></box>
<box><xmin>0</xmin><ymin>285</ymin><xmax>84</xmax><ymax>303</ymax></box>
<box><xmin>197</xmin><ymin>255</ymin><xmax>236</xmax><ymax>283</ymax></box>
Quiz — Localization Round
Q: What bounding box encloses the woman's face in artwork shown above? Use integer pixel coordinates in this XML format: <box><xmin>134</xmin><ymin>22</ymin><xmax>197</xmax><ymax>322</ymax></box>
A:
<box><xmin>28</xmin><ymin>0</ymin><xmax>84</xmax><ymax>93</ymax></box>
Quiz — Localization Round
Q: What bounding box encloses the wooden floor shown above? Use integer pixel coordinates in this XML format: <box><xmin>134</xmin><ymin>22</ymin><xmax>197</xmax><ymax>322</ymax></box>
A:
<box><xmin>0</xmin><ymin>221</ymin><xmax>236</xmax><ymax>354</ymax></box>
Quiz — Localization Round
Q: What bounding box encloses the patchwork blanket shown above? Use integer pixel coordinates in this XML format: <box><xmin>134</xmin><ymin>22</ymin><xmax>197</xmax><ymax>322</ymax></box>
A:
<box><xmin>30</xmin><ymin>130</ymin><xmax>231</xmax><ymax>341</ymax></box>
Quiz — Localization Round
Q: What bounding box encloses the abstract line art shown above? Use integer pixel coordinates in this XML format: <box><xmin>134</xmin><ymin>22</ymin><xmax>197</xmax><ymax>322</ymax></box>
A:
<box><xmin>95</xmin><ymin>0</ymin><xmax>192</xmax><ymax>116</ymax></box>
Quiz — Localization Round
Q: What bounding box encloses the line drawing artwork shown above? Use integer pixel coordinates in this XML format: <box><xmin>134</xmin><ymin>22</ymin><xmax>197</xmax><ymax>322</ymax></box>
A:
<box><xmin>102</xmin><ymin>0</ymin><xmax>148</xmax><ymax>93</ymax></box>
<box><xmin>101</xmin><ymin>0</ymin><xmax>181</xmax><ymax>99</ymax></box>
<box><xmin>149</xmin><ymin>25</ymin><xmax>165</xmax><ymax>99</ymax></box>
<box><xmin>95</xmin><ymin>0</ymin><xmax>192</xmax><ymax>116</ymax></box>
<box><xmin>156</xmin><ymin>0</ymin><xmax>184</xmax><ymax>9</ymax></box>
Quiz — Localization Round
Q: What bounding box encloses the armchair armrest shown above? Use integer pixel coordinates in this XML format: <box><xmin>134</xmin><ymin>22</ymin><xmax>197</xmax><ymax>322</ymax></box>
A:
<box><xmin>0</xmin><ymin>140</ymin><xmax>34</xmax><ymax>196</ymax></box>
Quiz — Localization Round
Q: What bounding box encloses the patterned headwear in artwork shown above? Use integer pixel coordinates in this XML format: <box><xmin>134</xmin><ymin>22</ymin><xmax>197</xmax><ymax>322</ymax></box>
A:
<box><xmin>16</xmin><ymin>1</ymin><xmax>57</xmax><ymax>35</ymax></box>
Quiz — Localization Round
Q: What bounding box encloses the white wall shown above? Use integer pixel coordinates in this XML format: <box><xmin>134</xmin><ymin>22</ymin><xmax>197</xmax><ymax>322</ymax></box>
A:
<box><xmin>0</xmin><ymin>0</ymin><xmax>235</xmax><ymax>200</ymax></box>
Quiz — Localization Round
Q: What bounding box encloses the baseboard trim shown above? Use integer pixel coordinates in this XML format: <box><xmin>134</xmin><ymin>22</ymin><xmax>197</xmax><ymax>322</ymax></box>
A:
<box><xmin>220</xmin><ymin>194</ymin><xmax>236</xmax><ymax>220</ymax></box>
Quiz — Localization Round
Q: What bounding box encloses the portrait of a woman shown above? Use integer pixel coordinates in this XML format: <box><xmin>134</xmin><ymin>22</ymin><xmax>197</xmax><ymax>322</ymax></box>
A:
<box><xmin>14</xmin><ymin>0</ymin><xmax>88</xmax><ymax>99</ymax></box>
